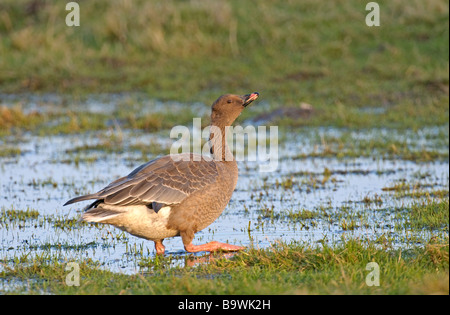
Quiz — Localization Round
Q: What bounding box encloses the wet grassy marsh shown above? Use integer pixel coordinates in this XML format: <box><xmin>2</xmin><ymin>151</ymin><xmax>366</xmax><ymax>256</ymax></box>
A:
<box><xmin>1</xmin><ymin>119</ymin><xmax>448</xmax><ymax>294</ymax></box>
<box><xmin>0</xmin><ymin>0</ymin><xmax>449</xmax><ymax>295</ymax></box>
<box><xmin>1</xmin><ymin>238</ymin><xmax>448</xmax><ymax>295</ymax></box>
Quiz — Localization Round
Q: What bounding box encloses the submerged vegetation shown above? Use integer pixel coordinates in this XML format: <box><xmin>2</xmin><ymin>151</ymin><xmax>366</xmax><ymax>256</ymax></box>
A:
<box><xmin>1</xmin><ymin>144</ymin><xmax>448</xmax><ymax>294</ymax></box>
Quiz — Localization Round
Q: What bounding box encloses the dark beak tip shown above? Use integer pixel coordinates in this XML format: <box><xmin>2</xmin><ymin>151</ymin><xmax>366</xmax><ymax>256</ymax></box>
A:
<box><xmin>243</xmin><ymin>92</ymin><xmax>259</xmax><ymax>106</ymax></box>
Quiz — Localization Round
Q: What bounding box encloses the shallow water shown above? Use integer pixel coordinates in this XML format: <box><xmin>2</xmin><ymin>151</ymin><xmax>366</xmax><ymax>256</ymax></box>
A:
<box><xmin>0</xmin><ymin>112</ymin><xmax>448</xmax><ymax>274</ymax></box>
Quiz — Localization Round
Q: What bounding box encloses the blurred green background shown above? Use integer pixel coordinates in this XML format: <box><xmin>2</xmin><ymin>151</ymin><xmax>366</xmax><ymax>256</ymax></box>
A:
<box><xmin>0</xmin><ymin>0</ymin><xmax>448</xmax><ymax>128</ymax></box>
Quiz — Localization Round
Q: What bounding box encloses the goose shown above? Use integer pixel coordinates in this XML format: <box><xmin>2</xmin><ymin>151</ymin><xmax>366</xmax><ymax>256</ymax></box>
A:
<box><xmin>64</xmin><ymin>92</ymin><xmax>259</xmax><ymax>255</ymax></box>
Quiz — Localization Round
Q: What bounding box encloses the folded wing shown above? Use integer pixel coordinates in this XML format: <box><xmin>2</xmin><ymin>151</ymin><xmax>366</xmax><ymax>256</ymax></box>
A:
<box><xmin>64</xmin><ymin>154</ymin><xmax>218</xmax><ymax>208</ymax></box>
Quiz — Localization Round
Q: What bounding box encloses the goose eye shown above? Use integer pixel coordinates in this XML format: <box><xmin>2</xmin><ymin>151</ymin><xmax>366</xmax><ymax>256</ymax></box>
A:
<box><xmin>227</xmin><ymin>99</ymin><xmax>232</xmax><ymax>103</ymax></box>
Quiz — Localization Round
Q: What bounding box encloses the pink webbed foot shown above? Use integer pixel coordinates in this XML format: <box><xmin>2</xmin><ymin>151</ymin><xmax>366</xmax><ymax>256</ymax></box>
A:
<box><xmin>184</xmin><ymin>241</ymin><xmax>244</xmax><ymax>253</ymax></box>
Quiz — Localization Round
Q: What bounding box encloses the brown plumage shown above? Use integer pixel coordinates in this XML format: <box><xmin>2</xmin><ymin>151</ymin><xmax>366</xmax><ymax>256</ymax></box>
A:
<box><xmin>64</xmin><ymin>92</ymin><xmax>259</xmax><ymax>254</ymax></box>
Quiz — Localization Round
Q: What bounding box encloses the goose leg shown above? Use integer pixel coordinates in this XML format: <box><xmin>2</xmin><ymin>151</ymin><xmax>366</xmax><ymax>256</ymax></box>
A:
<box><xmin>154</xmin><ymin>239</ymin><xmax>165</xmax><ymax>255</ymax></box>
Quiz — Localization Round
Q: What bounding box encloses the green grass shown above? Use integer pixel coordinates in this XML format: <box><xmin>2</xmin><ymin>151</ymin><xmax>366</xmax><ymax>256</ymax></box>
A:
<box><xmin>0</xmin><ymin>207</ymin><xmax>39</xmax><ymax>223</ymax></box>
<box><xmin>255</xmin><ymin>191</ymin><xmax>449</xmax><ymax>233</ymax></box>
<box><xmin>408</xmin><ymin>199</ymin><xmax>449</xmax><ymax>229</ymax></box>
<box><xmin>0</xmin><ymin>144</ymin><xmax>21</xmax><ymax>157</ymax></box>
<box><xmin>1</xmin><ymin>238</ymin><xmax>448</xmax><ymax>294</ymax></box>
<box><xmin>290</xmin><ymin>128</ymin><xmax>449</xmax><ymax>162</ymax></box>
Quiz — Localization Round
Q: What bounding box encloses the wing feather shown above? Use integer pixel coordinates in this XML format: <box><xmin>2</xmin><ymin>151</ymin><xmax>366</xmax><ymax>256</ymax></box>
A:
<box><xmin>65</xmin><ymin>153</ymin><xmax>218</xmax><ymax>208</ymax></box>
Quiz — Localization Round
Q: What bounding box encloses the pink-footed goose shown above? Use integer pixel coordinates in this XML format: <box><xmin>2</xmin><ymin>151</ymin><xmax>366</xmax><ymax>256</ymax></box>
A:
<box><xmin>64</xmin><ymin>92</ymin><xmax>259</xmax><ymax>255</ymax></box>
